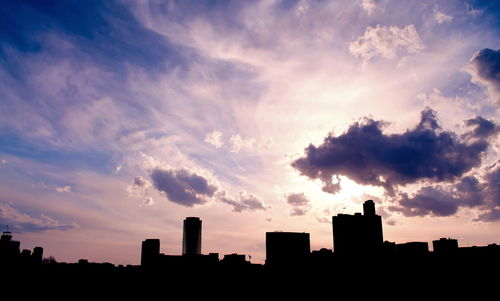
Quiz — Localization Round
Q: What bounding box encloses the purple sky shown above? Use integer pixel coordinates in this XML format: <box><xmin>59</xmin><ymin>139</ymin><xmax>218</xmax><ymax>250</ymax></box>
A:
<box><xmin>0</xmin><ymin>0</ymin><xmax>499</xmax><ymax>265</ymax></box>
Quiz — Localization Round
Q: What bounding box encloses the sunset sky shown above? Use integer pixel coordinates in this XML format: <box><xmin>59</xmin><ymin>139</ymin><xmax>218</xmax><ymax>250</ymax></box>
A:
<box><xmin>1</xmin><ymin>0</ymin><xmax>499</xmax><ymax>265</ymax></box>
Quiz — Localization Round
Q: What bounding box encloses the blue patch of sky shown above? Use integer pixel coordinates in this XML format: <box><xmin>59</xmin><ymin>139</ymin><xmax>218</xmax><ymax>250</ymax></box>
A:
<box><xmin>0</xmin><ymin>132</ymin><xmax>116</xmax><ymax>173</ymax></box>
<box><xmin>0</xmin><ymin>0</ymin><xmax>192</xmax><ymax>81</ymax></box>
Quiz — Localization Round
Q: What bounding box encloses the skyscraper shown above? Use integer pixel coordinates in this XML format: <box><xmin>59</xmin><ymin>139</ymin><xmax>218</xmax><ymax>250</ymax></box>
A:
<box><xmin>332</xmin><ymin>200</ymin><xmax>383</xmax><ymax>256</ymax></box>
<box><xmin>183</xmin><ymin>217</ymin><xmax>202</xmax><ymax>255</ymax></box>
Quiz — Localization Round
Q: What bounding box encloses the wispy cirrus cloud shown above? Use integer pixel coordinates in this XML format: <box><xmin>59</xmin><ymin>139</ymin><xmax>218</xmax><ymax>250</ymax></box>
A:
<box><xmin>0</xmin><ymin>202</ymin><xmax>77</xmax><ymax>233</ymax></box>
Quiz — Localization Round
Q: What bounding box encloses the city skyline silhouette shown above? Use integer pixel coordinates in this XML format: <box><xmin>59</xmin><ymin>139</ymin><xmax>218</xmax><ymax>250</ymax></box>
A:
<box><xmin>2</xmin><ymin>198</ymin><xmax>499</xmax><ymax>296</ymax></box>
<box><xmin>2</xmin><ymin>200</ymin><xmax>498</xmax><ymax>268</ymax></box>
<box><xmin>1</xmin><ymin>1</ymin><xmax>499</xmax><ymax>286</ymax></box>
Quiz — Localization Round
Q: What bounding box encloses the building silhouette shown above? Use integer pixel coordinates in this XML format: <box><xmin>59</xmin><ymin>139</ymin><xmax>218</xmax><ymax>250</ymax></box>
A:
<box><xmin>141</xmin><ymin>239</ymin><xmax>160</xmax><ymax>267</ymax></box>
<box><xmin>32</xmin><ymin>246</ymin><xmax>43</xmax><ymax>265</ymax></box>
<box><xmin>332</xmin><ymin>200</ymin><xmax>383</xmax><ymax>255</ymax></box>
<box><xmin>0</xmin><ymin>231</ymin><xmax>20</xmax><ymax>263</ymax></box>
<box><xmin>266</xmin><ymin>232</ymin><xmax>310</xmax><ymax>266</ymax></box>
<box><xmin>396</xmin><ymin>242</ymin><xmax>429</xmax><ymax>256</ymax></box>
<box><xmin>183</xmin><ymin>217</ymin><xmax>202</xmax><ymax>255</ymax></box>
<box><xmin>433</xmin><ymin>238</ymin><xmax>458</xmax><ymax>255</ymax></box>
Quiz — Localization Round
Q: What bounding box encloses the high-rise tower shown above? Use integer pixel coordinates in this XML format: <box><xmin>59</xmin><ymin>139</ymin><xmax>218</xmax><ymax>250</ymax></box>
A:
<box><xmin>141</xmin><ymin>239</ymin><xmax>160</xmax><ymax>267</ymax></box>
<box><xmin>332</xmin><ymin>200</ymin><xmax>383</xmax><ymax>255</ymax></box>
<box><xmin>183</xmin><ymin>217</ymin><xmax>202</xmax><ymax>255</ymax></box>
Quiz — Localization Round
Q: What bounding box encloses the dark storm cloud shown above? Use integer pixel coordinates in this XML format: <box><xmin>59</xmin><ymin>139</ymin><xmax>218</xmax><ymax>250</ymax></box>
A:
<box><xmin>390</xmin><ymin>177</ymin><xmax>483</xmax><ymax>217</ymax></box>
<box><xmin>150</xmin><ymin>167</ymin><xmax>218</xmax><ymax>207</ymax></box>
<box><xmin>484</xmin><ymin>165</ymin><xmax>500</xmax><ymax>206</ymax></box>
<box><xmin>464</xmin><ymin>116</ymin><xmax>499</xmax><ymax>139</ymax></box>
<box><xmin>390</xmin><ymin>165</ymin><xmax>500</xmax><ymax>220</ymax></box>
<box><xmin>292</xmin><ymin>108</ymin><xmax>494</xmax><ymax>194</ymax></box>
<box><xmin>465</xmin><ymin>48</ymin><xmax>500</xmax><ymax>104</ymax></box>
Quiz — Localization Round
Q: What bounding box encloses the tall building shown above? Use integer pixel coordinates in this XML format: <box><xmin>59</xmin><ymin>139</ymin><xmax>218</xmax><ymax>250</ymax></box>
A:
<box><xmin>141</xmin><ymin>239</ymin><xmax>160</xmax><ymax>267</ymax></box>
<box><xmin>183</xmin><ymin>217</ymin><xmax>202</xmax><ymax>255</ymax></box>
<box><xmin>0</xmin><ymin>231</ymin><xmax>20</xmax><ymax>263</ymax></box>
<box><xmin>32</xmin><ymin>247</ymin><xmax>44</xmax><ymax>264</ymax></box>
<box><xmin>266</xmin><ymin>232</ymin><xmax>310</xmax><ymax>266</ymax></box>
<box><xmin>332</xmin><ymin>200</ymin><xmax>383</xmax><ymax>256</ymax></box>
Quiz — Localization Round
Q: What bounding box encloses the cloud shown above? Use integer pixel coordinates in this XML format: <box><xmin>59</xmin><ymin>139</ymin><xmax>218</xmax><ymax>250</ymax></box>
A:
<box><xmin>285</xmin><ymin>192</ymin><xmax>311</xmax><ymax>216</ymax></box>
<box><xmin>150</xmin><ymin>167</ymin><xmax>217</xmax><ymax>207</ymax></box>
<box><xmin>0</xmin><ymin>202</ymin><xmax>77</xmax><ymax>232</ymax></box>
<box><xmin>464</xmin><ymin>116</ymin><xmax>499</xmax><ymax>139</ymax></box>
<box><xmin>349</xmin><ymin>24</ymin><xmax>424</xmax><ymax>63</ymax></box>
<box><xmin>391</xmin><ymin>182</ymin><xmax>477</xmax><ymax>217</ymax></box>
<box><xmin>465</xmin><ymin>3</ymin><xmax>482</xmax><ymax>17</ymax></box>
<box><xmin>465</xmin><ymin>48</ymin><xmax>500</xmax><ymax>105</ymax></box>
<box><xmin>390</xmin><ymin>165</ymin><xmax>500</xmax><ymax>220</ymax></box>
<box><xmin>290</xmin><ymin>207</ymin><xmax>309</xmax><ymax>216</ymax></box>
<box><xmin>220</xmin><ymin>191</ymin><xmax>267</xmax><ymax>212</ymax></box>
<box><xmin>145</xmin><ymin>162</ymin><xmax>267</xmax><ymax>212</ymax></box>
<box><xmin>434</xmin><ymin>10</ymin><xmax>452</xmax><ymax>24</ymax></box>
<box><xmin>317</xmin><ymin>217</ymin><xmax>332</xmax><ymax>224</ymax></box>
<box><xmin>114</xmin><ymin>165</ymin><xmax>122</xmax><ymax>174</ymax></box>
<box><xmin>1</xmin><ymin>159</ymin><xmax>7</xmax><ymax>164</ymax></box>
<box><xmin>127</xmin><ymin>176</ymin><xmax>153</xmax><ymax>205</ymax></box>
<box><xmin>292</xmin><ymin>108</ymin><xmax>496</xmax><ymax>195</ymax></box>
<box><xmin>229</xmin><ymin>134</ymin><xmax>256</xmax><ymax>153</ymax></box>
<box><xmin>286</xmin><ymin>192</ymin><xmax>310</xmax><ymax>206</ymax></box>
<box><xmin>55</xmin><ymin>185</ymin><xmax>72</xmax><ymax>193</ymax></box>
<box><xmin>361</xmin><ymin>0</ymin><xmax>377</xmax><ymax>15</ymax></box>
<box><xmin>204</xmin><ymin>130</ymin><xmax>224</xmax><ymax>148</ymax></box>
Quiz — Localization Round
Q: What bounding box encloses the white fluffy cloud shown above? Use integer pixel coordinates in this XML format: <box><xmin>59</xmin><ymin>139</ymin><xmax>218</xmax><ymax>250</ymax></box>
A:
<box><xmin>56</xmin><ymin>185</ymin><xmax>72</xmax><ymax>193</ymax></box>
<box><xmin>434</xmin><ymin>10</ymin><xmax>453</xmax><ymax>24</ymax></box>
<box><xmin>349</xmin><ymin>24</ymin><xmax>424</xmax><ymax>63</ymax></box>
<box><xmin>361</xmin><ymin>0</ymin><xmax>377</xmax><ymax>15</ymax></box>
<box><xmin>127</xmin><ymin>176</ymin><xmax>153</xmax><ymax>205</ymax></box>
<box><xmin>229</xmin><ymin>134</ymin><xmax>256</xmax><ymax>153</ymax></box>
<box><xmin>204</xmin><ymin>130</ymin><xmax>224</xmax><ymax>148</ymax></box>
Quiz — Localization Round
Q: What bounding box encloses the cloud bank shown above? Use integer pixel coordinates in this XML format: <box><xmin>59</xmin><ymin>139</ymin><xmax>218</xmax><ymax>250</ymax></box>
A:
<box><xmin>465</xmin><ymin>48</ymin><xmax>500</xmax><ymax>105</ymax></box>
<box><xmin>292</xmin><ymin>108</ymin><xmax>495</xmax><ymax>193</ymax></box>
<box><xmin>292</xmin><ymin>108</ymin><xmax>499</xmax><ymax>220</ymax></box>
<box><xmin>390</xmin><ymin>165</ymin><xmax>500</xmax><ymax>220</ymax></box>
<box><xmin>0</xmin><ymin>202</ymin><xmax>77</xmax><ymax>232</ymax></box>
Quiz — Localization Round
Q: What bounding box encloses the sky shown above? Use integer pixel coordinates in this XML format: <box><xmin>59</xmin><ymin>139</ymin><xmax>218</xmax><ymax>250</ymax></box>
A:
<box><xmin>0</xmin><ymin>0</ymin><xmax>499</xmax><ymax>265</ymax></box>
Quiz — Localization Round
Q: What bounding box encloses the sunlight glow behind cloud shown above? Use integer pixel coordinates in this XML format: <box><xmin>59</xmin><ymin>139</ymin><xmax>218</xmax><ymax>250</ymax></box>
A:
<box><xmin>0</xmin><ymin>0</ymin><xmax>499</xmax><ymax>265</ymax></box>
